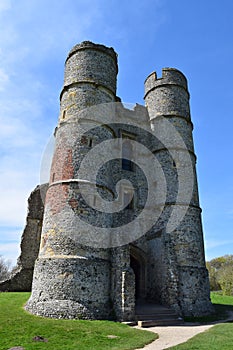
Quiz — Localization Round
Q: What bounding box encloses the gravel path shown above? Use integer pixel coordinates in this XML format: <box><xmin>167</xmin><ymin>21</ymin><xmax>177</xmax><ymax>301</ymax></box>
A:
<box><xmin>135</xmin><ymin>324</ymin><xmax>214</xmax><ymax>349</ymax></box>
<box><xmin>135</xmin><ymin>311</ymin><xmax>233</xmax><ymax>350</ymax></box>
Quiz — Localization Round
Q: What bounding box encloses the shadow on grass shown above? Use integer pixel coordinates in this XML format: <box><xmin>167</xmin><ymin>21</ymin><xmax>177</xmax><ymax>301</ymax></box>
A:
<box><xmin>184</xmin><ymin>303</ymin><xmax>233</xmax><ymax>324</ymax></box>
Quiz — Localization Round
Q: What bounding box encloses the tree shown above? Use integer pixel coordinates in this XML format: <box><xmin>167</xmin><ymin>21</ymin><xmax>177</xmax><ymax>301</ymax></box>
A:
<box><xmin>218</xmin><ymin>263</ymin><xmax>233</xmax><ymax>296</ymax></box>
<box><xmin>206</xmin><ymin>255</ymin><xmax>233</xmax><ymax>295</ymax></box>
<box><xmin>0</xmin><ymin>256</ymin><xmax>11</xmax><ymax>281</ymax></box>
<box><xmin>206</xmin><ymin>261</ymin><xmax>221</xmax><ymax>291</ymax></box>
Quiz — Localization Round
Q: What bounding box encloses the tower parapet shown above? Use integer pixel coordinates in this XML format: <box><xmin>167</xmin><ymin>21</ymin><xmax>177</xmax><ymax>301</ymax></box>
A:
<box><xmin>65</xmin><ymin>41</ymin><xmax>118</xmax><ymax>92</ymax></box>
<box><xmin>60</xmin><ymin>41</ymin><xmax>118</xmax><ymax>123</ymax></box>
<box><xmin>145</xmin><ymin>68</ymin><xmax>190</xmax><ymax>122</ymax></box>
<box><xmin>145</xmin><ymin>68</ymin><xmax>188</xmax><ymax>91</ymax></box>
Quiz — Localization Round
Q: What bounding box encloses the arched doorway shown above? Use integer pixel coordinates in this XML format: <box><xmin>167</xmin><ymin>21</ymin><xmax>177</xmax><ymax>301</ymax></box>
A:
<box><xmin>130</xmin><ymin>246</ymin><xmax>147</xmax><ymax>301</ymax></box>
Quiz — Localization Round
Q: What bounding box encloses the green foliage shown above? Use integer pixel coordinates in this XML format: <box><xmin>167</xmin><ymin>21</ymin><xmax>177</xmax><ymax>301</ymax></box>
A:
<box><xmin>206</xmin><ymin>255</ymin><xmax>233</xmax><ymax>295</ymax></box>
<box><xmin>0</xmin><ymin>293</ymin><xmax>157</xmax><ymax>350</ymax></box>
<box><xmin>206</xmin><ymin>261</ymin><xmax>221</xmax><ymax>291</ymax></box>
<box><xmin>218</xmin><ymin>264</ymin><xmax>233</xmax><ymax>296</ymax></box>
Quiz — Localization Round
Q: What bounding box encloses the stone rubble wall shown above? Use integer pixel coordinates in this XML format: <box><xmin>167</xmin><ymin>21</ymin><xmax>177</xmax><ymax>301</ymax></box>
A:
<box><xmin>0</xmin><ymin>184</ymin><xmax>47</xmax><ymax>292</ymax></box>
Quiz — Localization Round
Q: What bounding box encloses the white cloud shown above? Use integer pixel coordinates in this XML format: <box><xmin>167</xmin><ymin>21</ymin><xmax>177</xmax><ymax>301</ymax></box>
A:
<box><xmin>0</xmin><ymin>0</ymin><xmax>11</xmax><ymax>13</ymax></box>
<box><xmin>0</xmin><ymin>241</ymin><xmax>21</xmax><ymax>266</ymax></box>
<box><xmin>205</xmin><ymin>238</ymin><xmax>233</xmax><ymax>249</ymax></box>
<box><xmin>0</xmin><ymin>168</ymin><xmax>32</xmax><ymax>227</ymax></box>
<box><xmin>0</xmin><ymin>68</ymin><xmax>9</xmax><ymax>90</ymax></box>
<box><xmin>0</xmin><ymin>228</ymin><xmax>21</xmax><ymax>241</ymax></box>
<box><xmin>227</xmin><ymin>209</ymin><xmax>233</xmax><ymax>218</ymax></box>
<box><xmin>0</xmin><ymin>116</ymin><xmax>38</xmax><ymax>149</ymax></box>
<box><xmin>0</xmin><ymin>0</ymin><xmax>103</xmax><ymax>69</ymax></box>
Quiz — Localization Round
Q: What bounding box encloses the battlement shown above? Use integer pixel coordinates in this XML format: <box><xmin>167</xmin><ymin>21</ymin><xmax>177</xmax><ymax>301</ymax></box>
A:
<box><xmin>144</xmin><ymin>68</ymin><xmax>188</xmax><ymax>98</ymax></box>
<box><xmin>63</xmin><ymin>41</ymin><xmax>118</xmax><ymax>97</ymax></box>
<box><xmin>66</xmin><ymin>41</ymin><xmax>118</xmax><ymax>68</ymax></box>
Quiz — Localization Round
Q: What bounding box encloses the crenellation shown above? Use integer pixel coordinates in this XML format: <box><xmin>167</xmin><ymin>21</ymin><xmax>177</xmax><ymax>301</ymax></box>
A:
<box><xmin>144</xmin><ymin>68</ymin><xmax>188</xmax><ymax>95</ymax></box>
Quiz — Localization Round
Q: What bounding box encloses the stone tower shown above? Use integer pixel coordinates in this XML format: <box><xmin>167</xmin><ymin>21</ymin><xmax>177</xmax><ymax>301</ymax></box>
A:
<box><xmin>26</xmin><ymin>42</ymin><xmax>119</xmax><ymax>319</ymax></box>
<box><xmin>25</xmin><ymin>41</ymin><xmax>213</xmax><ymax>320</ymax></box>
<box><xmin>144</xmin><ymin>69</ymin><xmax>212</xmax><ymax>315</ymax></box>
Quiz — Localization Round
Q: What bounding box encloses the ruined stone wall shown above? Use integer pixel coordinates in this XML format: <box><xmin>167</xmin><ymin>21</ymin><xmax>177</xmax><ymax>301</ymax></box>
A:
<box><xmin>0</xmin><ymin>184</ymin><xmax>47</xmax><ymax>291</ymax></box>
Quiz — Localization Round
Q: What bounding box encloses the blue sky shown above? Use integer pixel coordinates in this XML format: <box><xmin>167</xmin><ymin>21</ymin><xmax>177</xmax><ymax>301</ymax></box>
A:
<box><xmin>0</xmin><ymin>0</ymin><xmax>232</xmax><ymax>266</ymax></box>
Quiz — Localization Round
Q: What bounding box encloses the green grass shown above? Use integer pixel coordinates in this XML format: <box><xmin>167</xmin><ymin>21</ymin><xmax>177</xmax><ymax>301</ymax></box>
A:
<box><xmin>167</xmin><ymin>323</ymin><xmax>233</xmax><ymax>350</ymax></box>
<box><xmin>184</xmin><ymin>291</ymin><xmax>233</xmax><ymax>323</ymax></box>
<box><xmin>0</xmin><ymin>293</ymin><xmax>157</xmax><ymax>350</ymax></box>
<box><xmin>167</xmin><ymin>292</ymin><xmax>233</xmax><ymax>350</ymax></box>
<box><xmin>211</xmin><ymin>291</ymin><xmax>233</xmax><ymax>306</ymax></box>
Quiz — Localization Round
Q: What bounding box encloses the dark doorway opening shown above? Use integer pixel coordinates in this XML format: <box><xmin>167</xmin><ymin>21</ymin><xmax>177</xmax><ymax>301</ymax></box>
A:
<box><xmin>130</xmin><ymin>247</ymin><xmax>146</xmax><ymax>301</ymax></box>
<box><xmin>130</xmin><ymin>255</ymin><xmax>141</xmax><ymax>299</ymax></box>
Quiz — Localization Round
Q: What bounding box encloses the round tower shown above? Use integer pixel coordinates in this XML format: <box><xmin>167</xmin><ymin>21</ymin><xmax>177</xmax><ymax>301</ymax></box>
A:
<box><xmin>144</xmin><ymin>68</ymin><xmax>213</xmax><ymax>316</ymax></box>
<box><xmin>59</xmin><ymin>41</ymin><xmax>118</xmax><ymax>122</ymax></box>
<box><xmin>26</xmin><ymin>42</ymin><xmax>118</xmax><ymax>319</ymax></box>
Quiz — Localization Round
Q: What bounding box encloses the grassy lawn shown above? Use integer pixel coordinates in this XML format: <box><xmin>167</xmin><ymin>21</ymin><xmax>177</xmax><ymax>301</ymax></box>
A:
<box><xmin>167</xmin><ymin>323</ymin><xmax>233</xmax><ymax>350</ymax></box>
<box><xmin>210</xmin><ymin>291</ymin><xmax>233</xmax><ymax>321</ymax></box>
<box><xmin>184</xmin><ymin>291</ymin><xmax>233</xmax><ymax>323</ymax></box>
<box><xmin>211</xmin><ymin>291</ymin><xmax>233</xmax><ymax>306</ymax></box>
<box><xmin>167</xmin><ymin>292</ymin><xmax>233</xmax><ymax>350</ymax></box>
<box><xmin>0</xmin><ymin>292</ymin><xmax>157</xmax><ymax>350</ymax></box>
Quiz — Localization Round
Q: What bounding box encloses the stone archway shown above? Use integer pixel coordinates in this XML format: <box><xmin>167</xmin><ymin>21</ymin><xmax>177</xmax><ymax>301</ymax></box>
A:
<box><xmin>130</xmin><ymin>246</ymin><xmax>147</xmax><ymax>301</ymax></box>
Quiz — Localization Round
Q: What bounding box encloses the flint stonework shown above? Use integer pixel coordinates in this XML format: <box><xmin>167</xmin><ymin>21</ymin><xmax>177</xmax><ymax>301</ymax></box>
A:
<box><xmin>2</xmin><ymin>41</ymin><xmax>213</xmax><ymax>320</ymax></box>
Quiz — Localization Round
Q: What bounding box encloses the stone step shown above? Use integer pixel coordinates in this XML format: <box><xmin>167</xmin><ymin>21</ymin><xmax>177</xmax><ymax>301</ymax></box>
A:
<box><xmin>136</xmin><ymin>309</ymin><xmax>178</xmax><ymax>315</ymax></box>
<box><xmin>135</xmin><ymin>302</ymin><xmax>184</xmax><ymax>327</ymax></box>
<box><xmin>136</xmin><ymin>304</ymin><xmax>174</xmax><ymax>310</ymax></box>
<box><xmin>136</xmin><ymin>313</ymin><xmax>179</xmax><ymax>320</ymax></box>
<box><xmin>138</xmin><ymin>318</ymin><xmax>184</xmax><ymax>327</ymax></box>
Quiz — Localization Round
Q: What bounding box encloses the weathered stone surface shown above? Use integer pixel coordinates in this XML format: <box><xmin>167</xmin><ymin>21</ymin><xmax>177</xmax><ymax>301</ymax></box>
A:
<box><xmin>0</xmin><ymin>184</ymin><xmax>48</xmax><ymax>292</ymax></box>
<box><xmin>15</xmin><ymin>41</ymin><xmax>213</xmax><ymax>320</ymax></box>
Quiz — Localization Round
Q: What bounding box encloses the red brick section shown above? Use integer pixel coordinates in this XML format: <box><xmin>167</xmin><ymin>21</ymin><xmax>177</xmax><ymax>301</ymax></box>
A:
<box><xmin>62</xmin><ymin>149</ymin><xmax>74</xmax><ymax>180</ymax></box>
<box><xmin>45</xmin><ymin>184</ymin><xmax>69</xmax><ymax>215</ymax></box>
<box><xmin>46</xmin><ymin>140</ymin><xmax>75</xmax><ymax>214</ymax></box>
<box><xmin>50</xmin><ymin>143</ymin><xmax>74</xmax><ymax>183</ymax></box>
